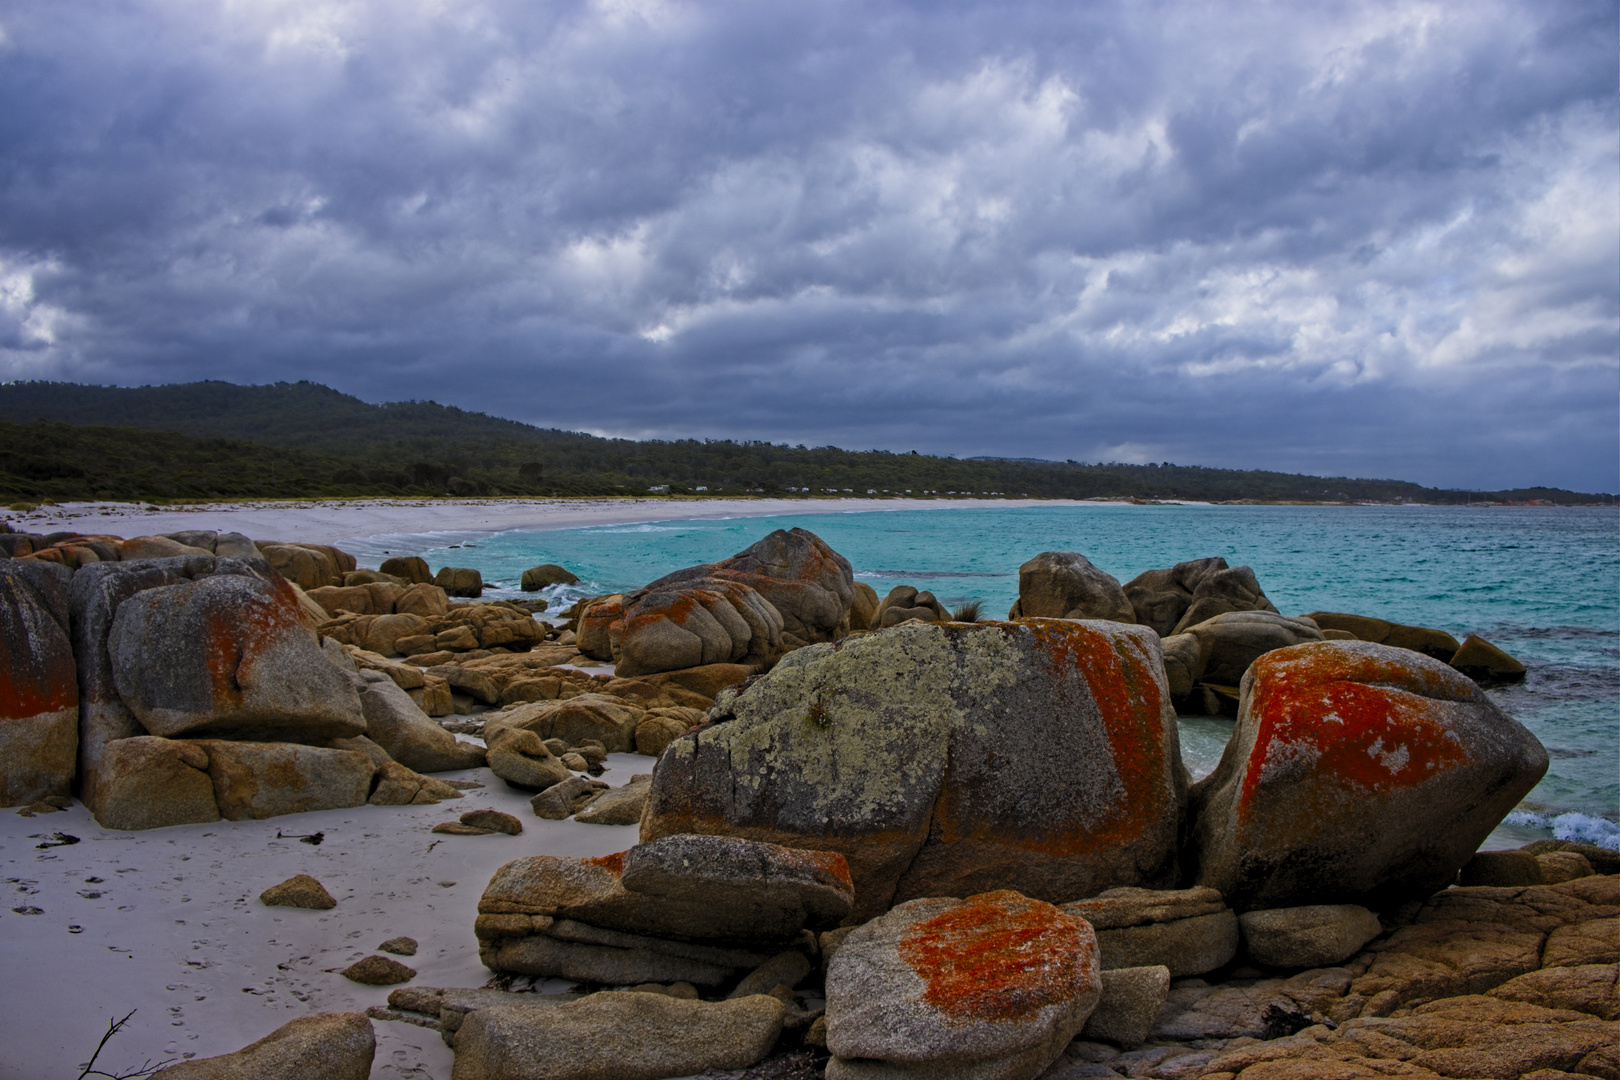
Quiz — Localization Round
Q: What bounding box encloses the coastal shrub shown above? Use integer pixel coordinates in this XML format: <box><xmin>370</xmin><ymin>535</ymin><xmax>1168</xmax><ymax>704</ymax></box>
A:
<box><xmin>951</xmin><ymin>599</ymin><xmax>984</xmax><ymax>622</ymax></box>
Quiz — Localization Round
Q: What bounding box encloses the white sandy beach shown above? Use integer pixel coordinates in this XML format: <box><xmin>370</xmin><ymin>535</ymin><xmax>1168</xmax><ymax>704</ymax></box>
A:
<box><xmin>1</xmin><ymin>753</ymin><xmax>650</xmax><ymax>1080</ymax></box>
<box><xmin>5</xmin><ymin>496</ymin><xmax>1137</xmax><ymax>549</ymax></box>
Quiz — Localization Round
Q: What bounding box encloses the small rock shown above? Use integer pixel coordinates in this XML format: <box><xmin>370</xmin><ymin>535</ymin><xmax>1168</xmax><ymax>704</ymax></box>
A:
<box><xmin>460</xmin><ymin>809</ymin><xmax>523</xmax><ymax>835</ymax></box>
<box><xmin>341</xmin><ymin>955</ymin><xmax>416</xmax><ymax>985</ymax></box>
<box><xmin>730</xmin><ymin>949</ymin><xmax>813</xmax><ymax>1000</ymax></box>
<box><xmin>432</xmin><ymin>822</ymin><xmax>494</xmax><ymax>835</ymax></box>
<box><xmin>573</xmin><ymin>778</ymin><xmax>651</xmax><ymax>826</ymax></box>
<box><xmin>1080</xmin><ymin>965</ymin><xmax>1170</xmax><ymax>1049</ymax></box>
<box><xmin>1238</xmin><ymin>904</ymin><xmax>1383</xmax><ymax>969</ymax></box>
<box><xmin>379</xmin><ymin>936</ymin><xmax>418</xmax><ymax>956</ymax></box>
<box><xmin>530</xmin><ymin>775</ymin><xmax>607</xmax><ymax>820</ymax></box>
<box><xmin>259</xmin><ymin>874</ymin><xmax>337</xmax><ymax>910</ymax></box>
<box><xmin>559</xmin><ymin>751</ymin><xmax>589</xmax><ymax>772</ymax></box>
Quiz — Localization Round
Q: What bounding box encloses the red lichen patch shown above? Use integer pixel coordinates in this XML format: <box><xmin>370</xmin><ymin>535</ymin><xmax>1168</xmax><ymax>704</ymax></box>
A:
<box><xmin>1010</xmin><ymin>619</ymin><xmax>1170</xmax><ymax>853</ymax></box>
<box><xmin>0</xmin><ymin>578</ymin><xmax>77</xmax><ymax>720</ymax></box>
<box><xmin>775</xmin><ymin>845</ymin><xmax>855</xmax><ymax>890</ymax></box>
<box><xmin>1240</xmin><ymin>644</ymin><xmax>1474</xmax><ymax>810</ymax></box>
<box><xmin>584</xmin><ymin>851</ymin><xmax>627</xmax><ymax>876</ymax></box>
<box><xmin>899</xmin><ymin>891</ymin><xmax>1091</xmax><ymax>1024</ymax></box>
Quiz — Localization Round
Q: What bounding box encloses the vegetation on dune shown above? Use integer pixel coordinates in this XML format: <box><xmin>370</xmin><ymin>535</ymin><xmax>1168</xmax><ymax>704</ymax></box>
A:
<box><xmin>0</xmin><ymin>380</ymin><xmax>1607</xmax><ymax>505</ymax></box>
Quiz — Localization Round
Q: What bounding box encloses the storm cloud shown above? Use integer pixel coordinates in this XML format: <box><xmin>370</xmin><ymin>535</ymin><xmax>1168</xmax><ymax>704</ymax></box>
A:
<box><xmin>0</xmin><ymin>0</ymin><xmax>1614</xmax><ymax>490</ymax></box>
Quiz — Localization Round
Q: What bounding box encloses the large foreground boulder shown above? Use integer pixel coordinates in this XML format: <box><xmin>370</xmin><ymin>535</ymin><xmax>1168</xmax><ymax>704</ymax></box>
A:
<box><xmin>108</xmin><ymin>571</ymin><xmax>366</xmax><ymax>741</ymax></box>
<box><xmin>642</xmin><ymin>619</ymin><xmax>1188</xmax><ymax>917</ymax></box>
<box><xmin>0</xmin><ymin>561</ymin><xmax>78</xmax><ymax>806</ymax></box>
<box><xmin>1007</xmin><ymin>551</ymin><xmax>1134</xmax><ymax>623</ymax></box>
<box><xmin>824</xmin><ymin>890</ymin><xmax>1101</xmax><ymax>1080</ymax></box>
<box><xmin>150</xmin><ymin>1012</ymin><xmax>374</xmax><ymax>1079</ymax></box>
<box><xmin>1189</xmin><ymin>640</ymin><xmax>1549</xmax><ymax>910</ymax></box>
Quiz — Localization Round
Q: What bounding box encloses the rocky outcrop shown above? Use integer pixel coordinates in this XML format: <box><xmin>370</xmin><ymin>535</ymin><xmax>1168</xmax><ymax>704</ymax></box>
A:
<box><xmin>609</xmin><ymin>578</ymin><xmax>786</xmax><ymax>678</ymax></box>
<box><xmin>1303</xmin><ymin>610</ymin><xmax>1463</xmax><ymax>663</ymax></box>
<box><xmin>255</xmin><ymin>542</ymin><xmax>356</xmax><ymax>590</ymax></box>
<box><xmin>1008</xmin><ymin>551</ymin><xmax>1134</xmax><ymax>623</ymax></box>
<box><xmin>824</xmin><ymin>890</ymin><xmax>1100</xmax><ymax>1080</ymax></box>
<box><xmin>475</xmin><ymin>834</ymin><xmax>852</xmax><ymax>986</ymax></box>
<box><xmin>873</xmin><ymin>585</ymin><xmax>950</xmax><ymax>628</ymax></box>
<box><xmin>642</xmin><ymin>619</ymin><xmax>1188</xmax><ymax>918</ymax></box>
<box><xmin>0</xmin><ymin>560</ymin><xmax>78</xmax><ymax>806</ymax></box>
<box><xmin>148</xmin><ymin>1012</ymin><xmax>374</xmax><ymax>1080</ymax></box>
<box><xmin>1189</xmin><ymin>640</ymin><xmax>1549</xmax><ymax>911</ymax></box>
<box><xmin>320</xmin><ymin>600</ymin><xmax>541</xmax><ymax>657</ymax></box>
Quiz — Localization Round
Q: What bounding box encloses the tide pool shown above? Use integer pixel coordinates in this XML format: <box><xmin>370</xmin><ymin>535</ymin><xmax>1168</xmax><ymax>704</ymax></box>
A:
<box><xmin>344</xmin><ymin>502</ymin><xmax>1619</xmax><ymax>849</ymax></box>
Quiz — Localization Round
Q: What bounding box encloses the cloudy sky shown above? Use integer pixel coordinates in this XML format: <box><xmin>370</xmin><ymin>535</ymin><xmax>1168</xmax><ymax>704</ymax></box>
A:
<box><xmin>0</xmin><ymin>1</ymin><xmax>1614</xmax><ymax>491</ymax></box>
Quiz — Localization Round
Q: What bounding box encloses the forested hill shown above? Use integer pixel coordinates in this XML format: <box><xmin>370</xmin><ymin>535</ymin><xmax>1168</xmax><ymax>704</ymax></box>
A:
<box><xmin>0</xmin><ymin>380</ymin><xmax>1606</xmax><ymax>505</ymax></box>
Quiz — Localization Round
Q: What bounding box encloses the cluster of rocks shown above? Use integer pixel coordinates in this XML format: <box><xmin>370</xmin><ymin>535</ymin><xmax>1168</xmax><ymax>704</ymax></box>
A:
<box><xmin>0</xmin><ymin>529</ymin><xmax>501</xmax><ymax>825</ymax></box>
<box><xmin>1006</xmin><ymin>552</ymin><xmax>1527</xmax><ymax>714</ymax></box>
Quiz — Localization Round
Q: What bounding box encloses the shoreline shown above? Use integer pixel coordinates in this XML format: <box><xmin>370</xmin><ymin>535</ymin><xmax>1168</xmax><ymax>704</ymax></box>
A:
<box><xmin>6</xmin><ymin>495</ymin><xmax>1604</xmax><ymax>551</ymax></box>
<box><xmin>6</xmin><ymin>496</ymin><xmax>1152</xmax><ymax>548</ymax></box>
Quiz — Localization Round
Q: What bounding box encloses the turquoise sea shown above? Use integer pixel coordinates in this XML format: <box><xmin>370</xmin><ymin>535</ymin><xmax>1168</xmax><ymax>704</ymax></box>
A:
<box><xmin>344</xmin><ymin>503</ymin><xmax>1620</xmax><ymax>850</ymax></box>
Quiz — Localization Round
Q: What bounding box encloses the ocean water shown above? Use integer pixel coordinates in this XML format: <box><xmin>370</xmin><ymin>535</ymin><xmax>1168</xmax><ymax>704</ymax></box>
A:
<box><xmin>344</xmin><ymin>503</ymin><xmax>1619</xmax><ymax>849</ymax></box>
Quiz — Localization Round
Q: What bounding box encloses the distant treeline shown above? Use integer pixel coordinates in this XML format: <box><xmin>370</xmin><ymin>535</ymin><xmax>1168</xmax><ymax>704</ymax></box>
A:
<box><xmin>0</xmin><ymin>380</ymin><xmax>1607</xmax><ymax>505</ymax></box>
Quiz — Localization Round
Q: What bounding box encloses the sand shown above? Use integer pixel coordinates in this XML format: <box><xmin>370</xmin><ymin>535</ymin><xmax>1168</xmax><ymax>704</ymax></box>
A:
<box><xmin>1</xmin><ymin>752</ymin><xmax>655</xmax><ymax>1080</ymax></box>
<box><xmin>5</xmin><ymin>495</ymin><xmax>1129</xmax><ymax>549</ymax></box>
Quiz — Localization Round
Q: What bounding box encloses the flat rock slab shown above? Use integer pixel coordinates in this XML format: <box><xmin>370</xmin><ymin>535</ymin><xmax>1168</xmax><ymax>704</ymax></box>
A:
<box><xmin>643</xmin><ymin>619</ymin><xmax>1188</xmax><ymax>918</ymax></box>
<box><xmin>1090</xmin><ymin>911</ymin><xmax>1239</xmax><ymax>976</ymax></box>
<box><xmin>825</xmin><ymin>890</ymin><xmax>1100</xmax><ymax>1080</ymax></box>
<box><xmin>1065</xmin><ymin>886</ymin><xmax>1227</xmax><ymax>930</ymax></box>
<box><xmin>478</xmin><ymin>834</ymin><xmax>852</xmax><ymax>947</ymax></box>
<box><xmin>449</xmin><ymin>991</ymin><xmax>785</xmax><ymax>1080</ymax></box>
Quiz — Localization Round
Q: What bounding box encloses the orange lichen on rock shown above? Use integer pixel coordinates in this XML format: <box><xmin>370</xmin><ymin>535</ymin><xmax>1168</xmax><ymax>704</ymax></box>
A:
<box><xmin>584</xmin><ymin>850</ymin><xmax>627</xmax><ymax>876</ymax></box>
<box><xmin>1240</xmin><ymin>645</ymin><xmax>1475</xmax><ymax>809</ymax></box>
<box><xmin>898</xmin><ymin>891</ymin><xmax>1092</xmax><ymax>1024</ymax></box>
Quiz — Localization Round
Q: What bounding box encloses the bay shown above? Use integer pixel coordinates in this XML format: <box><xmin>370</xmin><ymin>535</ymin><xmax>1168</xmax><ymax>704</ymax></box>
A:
<box><xmin>346</xmin><ymin>502</ymin><xmax>1619</xmax><ymax>850</ymax></box>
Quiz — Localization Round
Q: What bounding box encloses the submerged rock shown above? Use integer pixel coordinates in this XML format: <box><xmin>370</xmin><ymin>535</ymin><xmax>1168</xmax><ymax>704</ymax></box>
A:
<box><xmin>1189</xmin><ymin>640</ymin><xmax>1549</xmax><ymax>911</ymax></box>
<box><xmin>642</xmin><ymin>619</ymin><xmax>1188</xmax><ymax>917</ymax></box>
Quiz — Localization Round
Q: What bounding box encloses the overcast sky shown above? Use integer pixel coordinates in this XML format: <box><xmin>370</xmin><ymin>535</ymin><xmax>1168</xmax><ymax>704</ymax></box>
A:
<box><xmin>0</xmin><ymin>1</ymin><xmax>1614</xmax><ymax>491</ymax></box>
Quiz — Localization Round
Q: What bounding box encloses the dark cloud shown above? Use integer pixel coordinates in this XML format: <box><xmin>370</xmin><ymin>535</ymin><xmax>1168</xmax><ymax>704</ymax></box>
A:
<box><xmin>0</xmin><ymin>0</ymin><xmax>1614</xmax><ymax>490</ymax></box>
